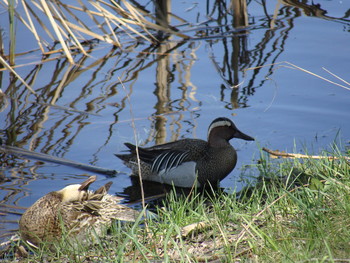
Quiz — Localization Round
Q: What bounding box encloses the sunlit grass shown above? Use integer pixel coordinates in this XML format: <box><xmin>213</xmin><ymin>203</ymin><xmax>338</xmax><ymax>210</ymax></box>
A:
<box><xmin>2</xmin><ymin>145</ymin><xmax>350</xmax><ymax>261</ymax></box>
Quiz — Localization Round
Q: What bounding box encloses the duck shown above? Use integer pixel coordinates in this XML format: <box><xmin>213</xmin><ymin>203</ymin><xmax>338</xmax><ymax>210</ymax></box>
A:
<box><xmin>19</xmin><ymin>176</ymin><xmax>138</xmax><ymax>247</ymax></box>
<box><xmin>116</xmin><ymin>117</ymin><xmax>254</xmax><ymax>188</ymax></box>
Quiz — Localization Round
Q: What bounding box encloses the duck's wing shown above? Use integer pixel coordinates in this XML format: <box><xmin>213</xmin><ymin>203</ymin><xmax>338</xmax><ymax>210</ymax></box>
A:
<box><xmin>116</xmin><ymin>139</ymin><xmax>209</xmax><ymax>168</ymax></box>
<box><xmin>116</xmin><ymin>142</ymin><xmax>193</xmax><ymax>173</ymax></box>
<box><xmin>151</xmin><ymin>150</ymin><xmax>190</xmax><ymax>173</ymax></box>
<box><xmin>125</xmin><ymin>142</ymin><xmax>193</xmax><ymax>170</ymax></box>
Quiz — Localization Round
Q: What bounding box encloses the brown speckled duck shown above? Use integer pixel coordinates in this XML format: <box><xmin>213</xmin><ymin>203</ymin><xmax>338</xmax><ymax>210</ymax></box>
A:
<box><xmin>19</xmin><ymin>176</ymin><xmax>138</xmax><ymax>247</ymax></box>
<box><xmin>116</xmin><ymin>117</ymin><xmax>254</xmax><ymax>188</ymax></box>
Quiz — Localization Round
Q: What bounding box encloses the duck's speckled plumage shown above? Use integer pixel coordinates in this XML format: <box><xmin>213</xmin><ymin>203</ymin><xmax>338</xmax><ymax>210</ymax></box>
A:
<box><xmin>116</xmin><ymin>117</ymin><xmax>254</xmax><ymax>188</ymax></box>
<box><xmin>19</xmin><ymin>176</ymin><xmax>138</xmax><ymax>246</ymax></box>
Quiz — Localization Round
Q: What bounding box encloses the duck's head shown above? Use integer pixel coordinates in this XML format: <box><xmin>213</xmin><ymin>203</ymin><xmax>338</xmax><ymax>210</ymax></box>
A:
<box><xmin>207</xmin><ymin>117</ymin><xmax>254</xmax><ymax>145</ymax></box>
<box><xmin>57</xmin><ymin>176</ymin><xmax>97</xmax><ymax>203</ymax></box>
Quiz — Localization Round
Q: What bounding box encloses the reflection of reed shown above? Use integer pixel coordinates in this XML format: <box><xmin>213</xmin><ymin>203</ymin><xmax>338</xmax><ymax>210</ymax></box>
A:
<box><xmin>1</xmin><ymin>37</ymin><xmax>195</xmax><ymax>167</ymax></box>
<box><xmin>152</xmin><ymin>0</ymin><xmax>199</xmax><ymax>145</ymax></box>
<box><xmin>154</xmin><ymin>43</ymin><xmax>171</xmax><ymax>145</ymax></box>
<box><xmin>206</xmin><ymin>0</ymin><xmax>250</xmax><ymax>109</ymax></box>
<box><xmin>231</xmin><ymin>0</ymin><xmax>248</xmax><ymax>109</ymax></box>
<box><xmin>153</xmin><ymin>2</ymin><xmax>171</xmax><ymax>144</ymax></box>
<box><xmin>154</xmin><ymin>0</ymin><xmax>171</xmax><ymax>28</ymax></box>
<box><xmin>281</xmin><ymin>0</ymin><xmax>350</xmax><ymax>24</ymax></box>
<box><xmin>231</xmin><ymin>0</ymin><xmax>248</xmax><ymax>28</ymax></box>
<box><xmin>206</xmin><ymin>0</ymin><xmax>301</xmax><ymax>108</ymax></box>
<box><xmin>2</xmin><ymin>45</ymin><xmax>136</xmax><ymax>148</ymax></box>
<box><xmin>153</xmin><ymin>1</ymin><xmax>174</xmax><ymax>144</ymax></box>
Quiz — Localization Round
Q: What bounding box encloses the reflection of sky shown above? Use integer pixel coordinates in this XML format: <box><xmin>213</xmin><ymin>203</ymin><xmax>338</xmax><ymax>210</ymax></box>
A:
<box><xmin>0</xmin><ymin>0</ymin><xmax>350</xmax><ymax>240</ymax></box>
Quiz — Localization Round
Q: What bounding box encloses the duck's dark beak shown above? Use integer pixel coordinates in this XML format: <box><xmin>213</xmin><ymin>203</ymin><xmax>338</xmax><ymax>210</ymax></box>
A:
<box><xmin>234</xmin><ymin>129</ymin><xmax>254</xmax><ymax>141</ymax></box>
<box><xmin>79</xmin><ymin>175</ymin><xmax>97</xmax><ymax>191</ymax></box>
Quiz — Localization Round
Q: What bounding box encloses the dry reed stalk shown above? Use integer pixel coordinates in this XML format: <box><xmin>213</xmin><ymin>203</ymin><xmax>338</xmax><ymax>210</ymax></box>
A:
<box><xmin>2</xmin><ymin>0</ymin><xmax>190</xmax><ymax>64</ymax></box>
<box><xmin>92</xmin><ymin>1</ymin><xmax>120</xmax><ymax>45</ymax></box>
<box><xmin>25</xmin><ymin>1</ymin><xmax>56</xmax><ymax>41</ymax></box>
<box><xmin>8</xmin><ymin>0</ymin><xmax>16</xmax><ymax>65</ymax></box>
<box><xmin>21</xmin><ymin>0</ymin><xmax>45</xmax><ymax>53</ymax></box>
<box><xmin>0</xmin><ymin>56</ymin><xmax>36</xmax><ymax>95</ymax></box>
<box><xmin>48</xmin><ymin>2</ymin><xmax>89</xmax><ymax>56</ymax></box>
<box><xmin>39</xmin><ymin>0</ymin><xmax>74</xmax><ymax>63</ymax></box>
<box><xmin>91</xmin><ymin>1</ymin><xmax>153</xmax><ymax>43</ymax></box>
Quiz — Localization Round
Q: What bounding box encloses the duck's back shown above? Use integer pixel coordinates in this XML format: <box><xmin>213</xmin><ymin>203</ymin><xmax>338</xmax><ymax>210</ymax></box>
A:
<box><xmin>19</xmin><ymin>192</ymin><xmax>63</xmax><ymax>245</ymax></box>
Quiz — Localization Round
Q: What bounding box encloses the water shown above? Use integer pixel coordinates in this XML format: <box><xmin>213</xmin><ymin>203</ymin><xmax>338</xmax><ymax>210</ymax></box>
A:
<box><xmin>0</xmin><ymin>0</ymin><xmax>349</xmax><ymax>241</ymax></box>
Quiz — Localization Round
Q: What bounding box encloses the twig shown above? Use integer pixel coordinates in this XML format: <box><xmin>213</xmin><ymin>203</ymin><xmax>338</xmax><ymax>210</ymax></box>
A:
<box><xmin>284</xmin><ymin>61</ymin><xmax>350</xmax><ymax>91</ymax></box>
<box><xmin>245</xmin><ymin>61</ymin><xmax>350</xmax><ymax>91</ymax></box>
<box><xmin>262</xmin><ymin>147</ymin><xmax>350</xmax><ymax>161</ymax></box>
<box><xmin>0</xmin><ymin>234</ymin><xmax>20</xmax><ymax>247</ymax></box>
<box><xmin>181</xmin><ymin>221</ymin><xmax>210</xmax><ymax>237</ymax></box>
<box><xmin>322</xmin><ymin>67</ymin><xmax>350</xmax><ymax>86</ymax></box>
<box><xmin>119</xmin><ymin>77</ymin><xmax>147</xmax><ymax>212</ymax></box>
<box><xmin>0</xmin><ymin>145</ymin><xmax>117</xmax><ymax>176</ymax></box>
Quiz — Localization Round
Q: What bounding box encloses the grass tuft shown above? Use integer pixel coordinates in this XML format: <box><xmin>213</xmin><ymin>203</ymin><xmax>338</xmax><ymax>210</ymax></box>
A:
<box><xmin>2</xmin><ymin>145</ymin><xmax>350</xmax><ymax>262</ymax></box>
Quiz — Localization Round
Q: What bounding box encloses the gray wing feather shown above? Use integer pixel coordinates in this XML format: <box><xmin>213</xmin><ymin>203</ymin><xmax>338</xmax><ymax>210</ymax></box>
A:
<box><xmin>151</xmin><ymin>151</ymin><xmax>190</xmax><ymax>173</ymax></box>
<box><xmin>151</xmin><ymin>152</ymin><xmax>171</xmax><ymax>172</ymax></box>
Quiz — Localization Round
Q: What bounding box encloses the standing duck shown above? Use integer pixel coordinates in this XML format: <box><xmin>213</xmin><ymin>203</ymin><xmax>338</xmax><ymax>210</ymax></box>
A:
<box><xmin>116</xmin><ymin>117</ymin><xmax>254</xmax><ymax>188</ymax></box>
<box><xmin>19</xmin><ymin>176</ymin><xmax>137</xmax><ymax>247</ymax></box>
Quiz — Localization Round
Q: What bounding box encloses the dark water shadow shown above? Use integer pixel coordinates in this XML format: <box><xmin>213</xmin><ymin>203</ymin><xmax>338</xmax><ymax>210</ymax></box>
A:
<box><xmin>119</xmin><ymin>175</ymin><xmax>226</xmax><ymax>211</ymax></box>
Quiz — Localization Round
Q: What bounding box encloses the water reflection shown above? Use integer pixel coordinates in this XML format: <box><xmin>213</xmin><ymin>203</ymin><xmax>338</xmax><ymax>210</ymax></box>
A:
<box><xmin>1</xmin><ymin>0</ymin><xmax>349</xmax><ymax>246</ymax></box>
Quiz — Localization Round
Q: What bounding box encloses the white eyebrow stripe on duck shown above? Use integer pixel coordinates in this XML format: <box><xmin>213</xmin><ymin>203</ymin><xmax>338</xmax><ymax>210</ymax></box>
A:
<box><xmin>152</xmin><ymin>151</ymin><xmax>190</xmax><ymax>173</ymax></box>
<box><xmin>207</xmin><ymin>120</ymin><xmax>232</xmax><ymax>138</ymax></box>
